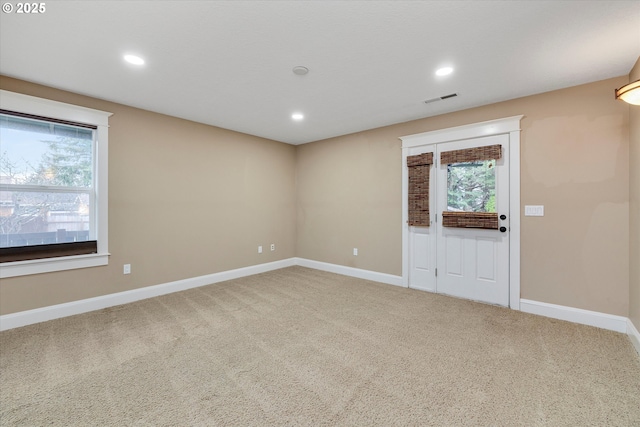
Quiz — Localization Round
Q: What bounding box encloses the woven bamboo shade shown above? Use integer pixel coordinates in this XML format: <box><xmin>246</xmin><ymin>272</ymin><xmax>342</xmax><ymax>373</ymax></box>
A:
<box><xmin>440</xmin><ymin>144</ymin><xmax>502</xmax><ymax>165</ymax></box>
<box><xmin>407</xmin><ymin>152</ymin><xmax>433</xmax><ymax>167</ymax></box>
<box><xmin>407</xmin><ymin>153</ymin><xmax>433</xmax><ymax>226</ymax></box>
<box><xmin>442</xmin><ymin>212</ymin><xmax>499</xmax><ymax>229</ymax></box>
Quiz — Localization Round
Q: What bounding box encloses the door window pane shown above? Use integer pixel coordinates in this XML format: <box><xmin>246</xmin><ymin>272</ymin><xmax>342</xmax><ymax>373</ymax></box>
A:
<box><xmin>447</xmin><ymin>160</ymin><xmax>496</xmax><ymax>212</ymax></box>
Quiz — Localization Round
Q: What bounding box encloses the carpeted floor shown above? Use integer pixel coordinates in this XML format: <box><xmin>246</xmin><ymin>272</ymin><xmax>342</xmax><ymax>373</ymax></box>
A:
<box><xmin>1</xmin><ymin>266</ymin><xmax>639</xmax><ymax>426</ymax></box>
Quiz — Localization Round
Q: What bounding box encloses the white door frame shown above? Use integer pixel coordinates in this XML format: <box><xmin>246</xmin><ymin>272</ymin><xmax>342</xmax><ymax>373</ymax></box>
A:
<box><xmin>400</xmin><ymin>116</ymin><xmax>523</xmax><ymax>310</ymax></box>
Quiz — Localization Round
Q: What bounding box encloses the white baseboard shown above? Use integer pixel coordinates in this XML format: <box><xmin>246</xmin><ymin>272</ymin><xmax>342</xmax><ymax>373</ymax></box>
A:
<box><xmin>628</xmin><ymin>318</ymin><xmax>640</xmax><ymax>356</ymax></box>
<box><xmin>294</xmin><ymin>258</ymin><xmax>404</xmax><ymax>287</ymax></box>
<box><xmin>0</xmin><ymin>258</ymin><xmax>404</xmax><ymax>331</ymax></box>
<box><xmin>520</xmin><ymin>299</ymin><xmax>628</xmax><ymax>333</ymax></box>
<box><xmin>0</xmin><ymin>258</ymin><xmax>296</xmax><ymax>331</ymax></box>
<box><xmin>3</xmin><ymin>259</ymin><xmax>633</xmax><ymax>346</ymax></box>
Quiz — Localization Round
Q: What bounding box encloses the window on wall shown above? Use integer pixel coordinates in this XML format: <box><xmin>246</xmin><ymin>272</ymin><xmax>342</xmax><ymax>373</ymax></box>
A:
<box><xmin>0</xmin><ymin>90</ymin><xmax>111</xmax><ymax>278</ymax></box>
<box><xmin>447</xmin><ymin>160</ymin><xmax>496</xmax><ymax>213</ymax></box>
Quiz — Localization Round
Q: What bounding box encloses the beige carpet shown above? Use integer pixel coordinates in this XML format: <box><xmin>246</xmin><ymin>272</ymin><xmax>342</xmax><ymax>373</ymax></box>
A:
<box><xmin>1</xmin><ymin>266</ymin><xmax>639</xmax><ymax>426</ymax></box>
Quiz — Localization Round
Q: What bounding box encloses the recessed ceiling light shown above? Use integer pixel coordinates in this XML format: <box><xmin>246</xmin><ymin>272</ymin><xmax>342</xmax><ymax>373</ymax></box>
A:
<box><xmin>124</xmin><ymin>54</ymin><xmax>145</xmax><ymax>65</ymax></box>
<box><xmin>435</xmin><ymin>66</ymin><xmax>453</xmax><ymax>76</ymax></box>
<box><xmin>292</xmin><ymin>113</ymin><xmax>304</xmax><ymax>121</ymax></box>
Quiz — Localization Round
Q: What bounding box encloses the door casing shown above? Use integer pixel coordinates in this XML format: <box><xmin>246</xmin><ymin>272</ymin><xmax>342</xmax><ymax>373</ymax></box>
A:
<box><xmin>400</xmin><ymin>116</ymin><xmax>522</xmax><ymax>310</ymax></box>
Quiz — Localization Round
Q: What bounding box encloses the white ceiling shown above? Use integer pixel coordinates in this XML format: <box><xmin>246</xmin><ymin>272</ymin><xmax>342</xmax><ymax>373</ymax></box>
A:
<box><xmin>1</xmin><ymin>1</ymin><xmax>639</xmax><ymax>145</ymax></box>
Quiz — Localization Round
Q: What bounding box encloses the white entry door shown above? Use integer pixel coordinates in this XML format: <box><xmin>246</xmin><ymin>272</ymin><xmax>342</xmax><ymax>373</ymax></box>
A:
<box><xmin>407</xmin><ymin>134</ymin><xmax>510</xmax><ymax>306</ymax></box>
<box><xmin>407</xmin><ymin>144</ymin><xmax>436</xmax><ymax>292</ymax></box>
<box><xmin>435</xmin><ymin>134</ymin><xmax>510</xmax><ymax>306</ymax></box>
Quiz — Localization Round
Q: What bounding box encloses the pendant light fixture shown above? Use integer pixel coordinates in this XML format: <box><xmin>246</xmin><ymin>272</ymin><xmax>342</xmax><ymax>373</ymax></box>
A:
<box><xmin>615</xmin><ymin>79</ymin><xmax>640</xmax><ymax>105</ymax></box>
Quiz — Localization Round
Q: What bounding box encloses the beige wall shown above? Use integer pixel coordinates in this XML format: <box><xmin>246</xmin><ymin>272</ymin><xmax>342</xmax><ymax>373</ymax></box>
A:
<box><xmin>0</xmin><ymin>75</ymin><xmax>632</xmax><ymax>319</ymax></box>
<box><xmin>297</xmin><ymin>77</ymin><xmax>630</xmax><ymax>316</ymax></box>
<box><xmin>295</xmin><ymin>133</ymin><xmax>402</xmax><ymax>273</ymax></box>
<box><xmin>0</xmin><ymin>76</ymin><xmax>297</xmax><ymax>314</ymax></box>
<box><xmin>629</xmin><ymin>58</ymin><xmax>640</xmax><ymax>329</ymax></box>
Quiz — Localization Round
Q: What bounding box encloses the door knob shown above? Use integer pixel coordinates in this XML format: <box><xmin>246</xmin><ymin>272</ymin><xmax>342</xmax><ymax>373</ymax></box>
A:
<box><xmin>499</xmin><ymin>226</ymin><xmax>507</xmax><ymax>232</ymax></box>
<box><xmin>500</xmin><ymin>214</ymin><xmax>507</xmax><ymax>220</ymax></box>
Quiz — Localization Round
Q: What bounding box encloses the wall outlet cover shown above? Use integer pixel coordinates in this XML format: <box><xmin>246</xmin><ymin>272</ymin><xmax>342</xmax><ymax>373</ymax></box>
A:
<box><xmin>525</xmin><ymin>205</ymin><xmax>544</xmax><ymax>216</ymax></box>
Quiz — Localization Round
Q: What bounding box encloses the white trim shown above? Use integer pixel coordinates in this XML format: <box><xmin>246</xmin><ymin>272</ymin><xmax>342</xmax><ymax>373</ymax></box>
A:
<box><xmin>0</xmin><ymin>90</ymin><xmax>112</xmax><ymax>278</ymax></box>
<box><xmin>520</xmin><ymin>299</ymin><xmax>628</xmax><ymax>333</ymax></box>
<box><xmin>1</xmin><ymin>258</ymin><xmax>636</xmax><ymax>349</ymax></box>
<box><xmin>401</xmin><ymin>148</ymin><xmax>409</xmax><ymax>288</ymax></box>
<box><xmin>628</xmin><ymin>318</ymin><xmax>640</xmax><ymax>356</ymax></box>
<box><xmin>0</xmin><ymin>258</ymin><xmax>296</xmax><ymax>331</ymax></box>
<box><xmin>508</xmin><ymin>126</ymin><xmax>521</xmax><ymax>310</ymax></box>
<box><xmin>0</xmin><ymin>253</ymin><xmax>109</xmax><ymax>279</ymax></box>
<box><xmin>294</xmin><ymin>257</ymin><xmax>404</xmax><ymax>287</ymax></box>
<box><xmin>95</xmin><ymin>118</ymin><xmax>109</xmax><ymax>256</ymax></box>
<box><xmin>0</xmin><ymin>258</ymin><xmax>403</xmax><ymax>331</ymax></box>
<box><xmin>400</xmin><ymin>116</ymin><xmax>523</xmax><ymax>308</ymax></box>
<box><xmin>400</xmin><ymin>115</ymin><xmax>524</xmax><ymax>148</ymax></box>
<box><xmin>0</xmin><ymin>90</ymin><xmax>110</xmax><ymax>127</ymax></box>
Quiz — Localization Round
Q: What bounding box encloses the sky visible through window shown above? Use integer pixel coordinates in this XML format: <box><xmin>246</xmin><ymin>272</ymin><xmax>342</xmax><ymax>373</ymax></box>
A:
<box><xmin>1</xmin><ymin>128</ymin><xmax>50</xmax><ymax>182</ymax></box>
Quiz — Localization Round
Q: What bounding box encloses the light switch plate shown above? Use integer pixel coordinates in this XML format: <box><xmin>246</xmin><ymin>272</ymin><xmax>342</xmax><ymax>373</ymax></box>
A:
<box><xmin>525</xmin><ymin>205</ymin><xmax>544</xmax><ymax>216</ymax></box>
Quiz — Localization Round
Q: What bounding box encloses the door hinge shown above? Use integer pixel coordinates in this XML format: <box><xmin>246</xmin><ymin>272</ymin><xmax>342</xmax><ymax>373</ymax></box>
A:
<box><xmin>435</xmin><ymin>268</ymin><xmax>438</xmax><ymax>277</ymax></box>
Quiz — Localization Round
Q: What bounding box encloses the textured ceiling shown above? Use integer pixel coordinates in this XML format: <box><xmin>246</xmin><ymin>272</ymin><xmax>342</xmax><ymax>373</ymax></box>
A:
<box><xmin>1</xmin><ymin>1</ymin><xmax>639</xmax><ymax>144</ymax></box>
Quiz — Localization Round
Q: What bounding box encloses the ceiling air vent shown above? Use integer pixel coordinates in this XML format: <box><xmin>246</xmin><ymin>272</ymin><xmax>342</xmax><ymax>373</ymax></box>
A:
<box><xmin>424</xmin><ymin>93</ymin><xmax>458</xmax><ymax>104</ymax></box>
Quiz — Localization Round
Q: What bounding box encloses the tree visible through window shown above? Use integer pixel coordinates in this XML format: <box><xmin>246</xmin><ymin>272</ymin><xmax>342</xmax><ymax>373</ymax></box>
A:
<box><xmin>0</xmin><ymin>112</ymin><xmax>96</xmax><ymax>255</ymax></box>
<box><xmin>447</xmin><ymin>160</ymin><xmax>496</xmax><ymax>213</ymax></box>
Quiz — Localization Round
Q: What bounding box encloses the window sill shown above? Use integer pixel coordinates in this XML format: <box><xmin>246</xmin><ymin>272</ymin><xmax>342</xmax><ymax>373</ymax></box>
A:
<box><xmin>0</xmin><ymin>253</ymin><xmax>110</xmax><ymax>278</ymax></box>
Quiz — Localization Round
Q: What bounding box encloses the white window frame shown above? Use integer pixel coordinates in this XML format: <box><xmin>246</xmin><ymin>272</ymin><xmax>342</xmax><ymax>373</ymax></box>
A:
<box><xmin>0</xmin><ymin>90</ymin><xmax>111</xmax><ymax>278</ymax></box>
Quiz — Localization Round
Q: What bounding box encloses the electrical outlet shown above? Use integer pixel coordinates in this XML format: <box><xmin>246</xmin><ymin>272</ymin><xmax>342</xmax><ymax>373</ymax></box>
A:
<box><xmin>353</xmin><ymin>248</ymin><xmax>358</xmax><ymax>256</ymax></box>
<box><xmin>270</xmin><ymin>244</ymin><xmax>275</xmax><ymax>251</ymax></box>
<box><xmin>258</xmin><ymin>246</ymin><xmax>262</xmax><ymax>254</ymax></box>
<box><xmin>123</xmin><ymin>264</ymin><xmax>131</xmax><ymax>275</ymax></box>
